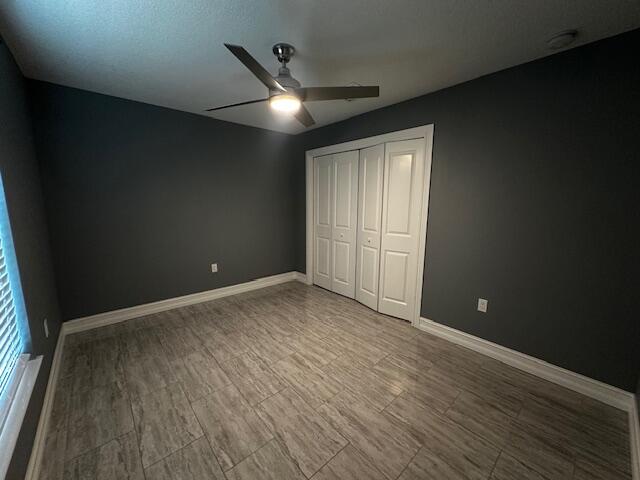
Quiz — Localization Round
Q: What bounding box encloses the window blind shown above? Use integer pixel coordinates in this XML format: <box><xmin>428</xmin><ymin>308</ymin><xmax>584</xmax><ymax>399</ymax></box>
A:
<box><xmin>0</xmin><ymin>231</ymin><xmax>20</xmax><ymax>398</ymax></box>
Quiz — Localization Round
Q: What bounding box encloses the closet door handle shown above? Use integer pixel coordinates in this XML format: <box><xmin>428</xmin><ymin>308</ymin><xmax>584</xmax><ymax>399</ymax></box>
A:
<box><xmin>367</xmin><ymin>238</ymin><xmax>372</xmax><ymax>243</ymax></box>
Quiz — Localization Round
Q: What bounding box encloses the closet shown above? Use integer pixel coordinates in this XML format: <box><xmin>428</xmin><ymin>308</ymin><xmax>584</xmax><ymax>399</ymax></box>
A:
<box><xmin>312</xmin><ymin>137</ymin><xmax>426</xmax><ymax>322</ymax></box>
<box><xmin>313</xmin><ymin>150</ymin><xmax>359</xmax><ymax>297</ymax></box>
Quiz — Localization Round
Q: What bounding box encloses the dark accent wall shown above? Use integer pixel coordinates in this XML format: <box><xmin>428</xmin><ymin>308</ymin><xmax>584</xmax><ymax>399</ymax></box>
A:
<box><xmin>29</xmin><ymin>82</ymin><xmax>299</xmax><ymax>320</ymax></box>
<box><xmin>0</xmin><ymin>40</ymin><xmax>62</xmax><ymax>478</ymax></box>
<box><xmin>296</xmin><ymin>30</ymin><xmax>640</xmax><ymax>392</ymax></box>
<box><xmin>15</xmin><ymin>28</ymin><xmax>640</xmax><ymax>397</ymax></box>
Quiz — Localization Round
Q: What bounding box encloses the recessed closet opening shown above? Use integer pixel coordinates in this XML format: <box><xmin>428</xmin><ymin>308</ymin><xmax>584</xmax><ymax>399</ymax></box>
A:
<box><xmin>305</xmin><ymin>126</ymin><xmax>434</xmax><ymax>324</ymax></box>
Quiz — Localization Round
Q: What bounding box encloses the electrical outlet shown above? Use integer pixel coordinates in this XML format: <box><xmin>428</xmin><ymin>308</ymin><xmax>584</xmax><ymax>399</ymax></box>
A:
<box><xmin>43</xmin><ymin>318</ymin><xmax>49</xmax><ymax>338</ymax></box>
<box><xmin>211</xmin><ymin>263</ymin><xmax>218</xmax><ymax>273</ymax></box>
<box><xmin>477</xmin><ymin>298</ymin><xmax>488</xmax><ymax>313</ymax></box>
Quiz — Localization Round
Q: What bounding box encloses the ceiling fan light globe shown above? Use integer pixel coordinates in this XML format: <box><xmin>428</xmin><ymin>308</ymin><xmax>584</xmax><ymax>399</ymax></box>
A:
<box><xmin>269</xmin><ymin>94</ymin><xmax>301</xmax><ymax>113</ymax></box>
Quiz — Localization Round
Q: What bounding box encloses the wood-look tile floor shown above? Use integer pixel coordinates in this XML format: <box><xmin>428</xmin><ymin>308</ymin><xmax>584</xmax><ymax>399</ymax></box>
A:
<box><xmin>40</xmin><ymin>282</ymin><xmax>632</xmax><ymax>480</ymax></box>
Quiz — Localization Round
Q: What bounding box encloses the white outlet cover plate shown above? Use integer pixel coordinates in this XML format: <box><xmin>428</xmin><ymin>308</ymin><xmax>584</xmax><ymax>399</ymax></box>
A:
<box><xmin>477</xmin><ymin>298</ymin><xmax>488</xmax><ymax>313</ymax></box>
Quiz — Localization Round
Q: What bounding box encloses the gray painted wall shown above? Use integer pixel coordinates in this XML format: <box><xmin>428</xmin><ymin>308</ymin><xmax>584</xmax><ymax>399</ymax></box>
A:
<box><xmin>296</xmin><ymin>30</ymin><xmax>640</xmax><ymax>392</ymax></box>
<box><xmin>3</xmin><ymin>23</ymin><xmax>638</xmax><ymax>480</ymax></box>
<box><xmin>0</xmin><ymin>40</ymin><xmax>62</xmax><ymax>478</ymax></box>
<box><xmin>16</xmin><ymin>29</ymin><xmax>640</xmax><ymax>398</ymax></box>
<box><xmin>29</xmin><ymin>82</ymin><xmax>299</xmax><ymax>320</ymax></box>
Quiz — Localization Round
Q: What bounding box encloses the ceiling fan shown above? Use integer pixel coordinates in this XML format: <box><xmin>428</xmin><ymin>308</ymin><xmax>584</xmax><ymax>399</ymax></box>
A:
<box><xmin>206</xmin><ymin>43</ymin><xmax>380</xmax><ymax>127</ymax></box>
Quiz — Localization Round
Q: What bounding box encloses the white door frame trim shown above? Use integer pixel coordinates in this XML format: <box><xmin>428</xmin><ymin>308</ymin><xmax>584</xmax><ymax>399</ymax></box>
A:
<box><xmin>305</xmin><ymin>125</ymin><xmax>434</xmax><ymax>325</ymax></box>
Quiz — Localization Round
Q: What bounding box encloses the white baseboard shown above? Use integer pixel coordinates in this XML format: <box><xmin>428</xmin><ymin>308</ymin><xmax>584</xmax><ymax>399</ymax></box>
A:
<box><xmin>64</xmin><ymin>271</ymin><xmax>304</xmax><ymax>334</ymax></box>
<box><xmin>418</xmin><ymin>317</ymin><xmax>639</xmax><ymax>480</ymax></box>
<box><xmin>24</xmin><ymin>323</ymin><xmax>67</xmax><ymax>480</ymax></box>
<box><xmin>293</xmin><ymin>271</ymin><xmax>308</xmax><ymax>283</ymax></box>
<box><xmin>417</xmin><ymin>317</ymin><xmax>634</xmax><ymax>411</ymax></box>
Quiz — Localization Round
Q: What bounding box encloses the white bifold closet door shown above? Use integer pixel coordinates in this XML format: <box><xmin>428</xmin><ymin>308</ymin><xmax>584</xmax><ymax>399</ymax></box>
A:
<box><xmin>331</xmin><ymin>151</ymin><xmax>359</xmax><ymax>297</ymax></box>
<box><xmin>313</xmin><ymin>154</ymin><xmax>333</xmax><ymax>290</ymax></box>
<box><xmin>355</xmin><ymin>144</ymin><xmax>384</xmax><ymax>310</ymax></box>
<box><xmin>313</xmin><ymin>138</ymin><xmax>425</xmax><ymax>321</ymax></box>
<box><xmin>377</xmin><ymin>139</ymin><xmax>425</xmax><ymax>320</ymax></box>
<box><xmin>313</xmin><ymin>151</ymin><xmax>359</xmax><ymax>298</ymax></box>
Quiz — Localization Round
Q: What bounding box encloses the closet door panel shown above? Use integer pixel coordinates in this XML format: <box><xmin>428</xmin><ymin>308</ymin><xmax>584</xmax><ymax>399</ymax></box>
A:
<box><xmin>386</xmin><ymin>153</ymin><xmax>413</xmax><ymax>234</ymax></box>
<box><xmin>333</xmin><ymin>241</ymin><xmax>350</xmax><ymax>283</ymax></box>
<box><xmin>313</xmin><ymin>154</ymin><xmax>333</xmax><ymax>290</ymax></box>
<box><xmin>331</xmin><ymin>150</ymin><xmax>359</xmax><ymax>298</ymax></box>
<box><xmin>378</xmin><ymin>139</ymin><xmax>425</xmax><ymax>320</ymax></box>
<box><xmin>355</xmin><ymin>144</ymin><xmax>384</xmax><ymax>310</ymax></box>
<box><xmin>381</xmin><ymin>251</ymin><xmax>409</xmax><ymax>301</ymax></box>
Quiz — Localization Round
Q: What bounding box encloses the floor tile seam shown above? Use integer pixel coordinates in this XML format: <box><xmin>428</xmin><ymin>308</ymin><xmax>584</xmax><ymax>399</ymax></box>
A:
<box><xmin>244</xmin><ymin>341</ymin><xmax>293</xmax><ymax>366</ymax></box>
<box><xmin>120</xmin><ymin>348</ymin><xmax>170</xmax><ymax>367</ymax></box>
<box><xmin>172</xmin><ymin>382</ymin><xmax>230</xmax><ymax>476</ymax></box>
<box><xmin>519</xmin><ymin>395</ymin><xmax>632</xmax><ymax>441</ymax></box>
<box><xmin>440</xmin><ymin>406</ymin><xmax>508</xmax><ymax>453</ymax></box>
<box><xmin>372</xmin><ymin>350</ymin><xmax>392</xmax><ymax>368</ymax></box>
<box><xmin>291</xmin><ymin>360</ymin><xmax>355</xmax><ymax>413</ymax></box>
<box><xmin>312</xmin><ymin>393</ymin><xmax>339</xmax><ymax>414</ymax></box>
<box><xmin>207</xmin><ymin>343</ymin><xmax>249</xmax><ymax>365</ymax></box>
<box><xmin>500</xmin><ymin>419</ymin><xmax>579</xmax><ymax>480</ymax></box>
<box><xmin>392</xmin><ymin>442</ymin><xmax>421</xmax><ymax>480</ymax></box>
<box><xmin>218</xmin><ymin>434</ymin><xmax>275</xmax><ymax>473</ymax></box>
<box><xmin>317</xmin><ymin>376</ymin><xmax>380</xmax><ymax>413</ymax></box>
<box><xmin>380</xmin><ymin>388</ymin><xmax>406</xmax><ymax>417</ymax></box>
<box><xmin>37</xmin><ymin>399</ymin><xmax>71</xmax><ymax>480</ymax></box>
<box><xmin>484</xmin><ymin>441</ymin><xmax>503</xmax><ymax>480</ymax></box>
<box><xmin>55</xmin><ymin>355</ymin><xmax>124</xmax><ymax>465</ymax></box>
<box><xmin>572</xmin><ymin>448</ymin><xmax>633</xmax><ymax>478</ymax></box>
<box><xmin>285</xmin><ymin>340</ymin><xmax>328</xmax><ymax>364</ymax></box>
<box><xmin>140</xmin><ymin>433</ymin><xmax>206</xmax><ymax>473</ymax></box>
<box><xmin>67</xmin><ymin>381</ymin><xmax>131</xmax><ymax>424</ymax></box>
<box><xmin>48</xmin><ymin>377</ymin><xmax>74</xmax><ymax>437</ymax></box>
<box><xmin>301</xmin><ymin>441</ymin><xmax>350</xmax><ymax>480</ymax></box>
<box><xmin>190</xmin><ymin>383</ymin><xmax>277</xmax><ymax>472</ymax></box>
<box><xmin>124</xmin><ymin>365</ymin><xmax>181</xmax><ymax>406</ymax></box>
<box><xmin>250</xmin><ymin>381</ymin><xmax>289</xmax><ymax>409</ymax></box>
<box><xmin>67</xmin><ymin>367</ymin><xmax>127</xmax><ymax>399</ymax></box>
<box><xmin>272</xmin><ymin>372</ymin><xmax>330</xmax><ymax>410</ymax></box>
<box><xmin>125</xmin><ymin>388</ymin><xmax>149</xmax><ymax>480</ymax></box>
<box><xmin>62</xmin><ymin>426</ymin><xmax>136</xmax><ymax>466</ymax></box>
<box><xmin>381</xmin><ymin>387</ymin><xmax>498</xmax><ymax>448</ymax></box>
<box><xmin>440</xmin><ymin>387</ymin><xmax>462</xmax><ymax>417</ymax></box>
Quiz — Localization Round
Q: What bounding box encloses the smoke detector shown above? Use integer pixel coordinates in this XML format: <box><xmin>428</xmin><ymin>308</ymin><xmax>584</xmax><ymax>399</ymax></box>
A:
<box><xmin>547</xmin><ymin>30</ymin><xmax>578</xmax><ymax>50</ymax></box>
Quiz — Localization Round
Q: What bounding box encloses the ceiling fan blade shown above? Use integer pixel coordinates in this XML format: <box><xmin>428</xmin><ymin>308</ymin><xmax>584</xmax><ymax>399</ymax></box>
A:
<box><xmin>224</xmin><ymin>44</ymin><xmax>286</xmax><ymax>92</ymax></box>
<box><xmin>294</xmin><ymin>104</ymin><xmax>315</xmax><ymax>127</ymax></box>
<box><xmin>296</xmin><ymin>86</ymin><xmax>379</xmax><ymax>102</ymax></box>
<box><xmin>205</xmin><ymin>98</ymin><xmax>268</xmax><ymax>112</ymax></box>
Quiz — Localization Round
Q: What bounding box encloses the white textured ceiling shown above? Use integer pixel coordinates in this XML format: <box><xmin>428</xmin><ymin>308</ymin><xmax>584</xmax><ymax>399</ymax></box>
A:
<box><xmin>1</xmin><ymin>1</ymin><xmax>639</xmax><ymax>134</ymax></box>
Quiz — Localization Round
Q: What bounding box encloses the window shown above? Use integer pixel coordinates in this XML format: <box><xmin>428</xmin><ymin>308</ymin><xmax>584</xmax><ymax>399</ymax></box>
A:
<box><xmin>0</xmin><ymin>171</ymin><xmax>30</xmax><ymax>423</ymax></box>
<box><xmin>0</xmin><ymin>224</ymin><xmax>24</xmax><ymax>405</ymax></box>
<box><xmin>0</xmin><ymin>173</ymin><xmax>40</xmax><ymax>477</ymax></box>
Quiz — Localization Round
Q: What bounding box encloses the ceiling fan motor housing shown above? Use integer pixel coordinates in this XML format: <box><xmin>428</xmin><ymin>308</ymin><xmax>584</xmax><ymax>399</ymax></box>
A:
<box><xmin>271</xmin><ymin>44</ymin><xmax>300</xmax><ymax>97</ymax></box>
<box><xmin>274</xmin><ymin>67</ymin><xmax>300</xmax><ymax>88</ymax></box>
<box><xmin>272</xmin><ymin>43</ymin><xmax>295</xmax><ymax>64</ymax></box>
